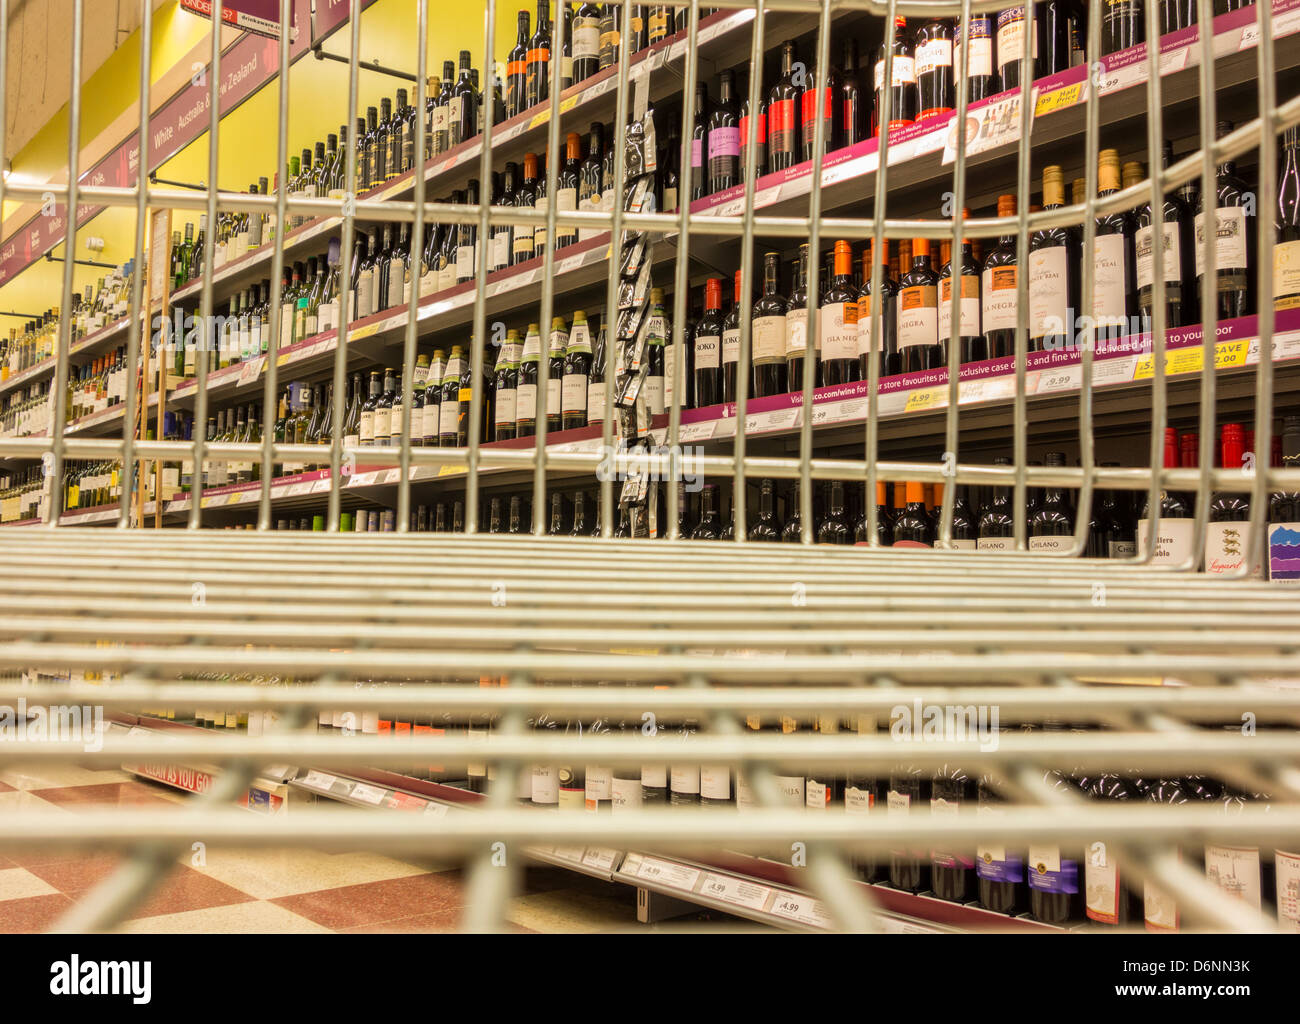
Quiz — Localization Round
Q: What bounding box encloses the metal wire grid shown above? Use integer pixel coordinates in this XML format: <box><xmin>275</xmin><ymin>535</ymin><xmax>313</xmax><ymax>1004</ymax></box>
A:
<box><xmin>0</xmin><ymin>0</ymin><xmax>1296</xmax><ymax>934</ymax></box>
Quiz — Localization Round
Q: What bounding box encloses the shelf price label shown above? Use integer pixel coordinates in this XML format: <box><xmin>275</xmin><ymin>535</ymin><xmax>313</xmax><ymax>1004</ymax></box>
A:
<box><xmin>1131</xmin><ymin>341</ymin><xmax>1249</xmax><ymax>380</ymax></box>
<box><xmin>300</xmin><ymin>770</ymin><xmax>337</xmax><ymax>791</ymax></box>
<box><xmin>1034</xmin><ymin>80</ymin><xmax>1086</xmax><ymax>119</ymax></box>
<box><xmin>699</xmin><ymin>872</ymin><xmax>773</xmax><ymax>912</ymax></box>
<box><xmin>943</xmin><ymin>91</ymin><xmax>1022</xmax><ymax>164</ymax></box>
<box><xmin>582</xmin><ymin>847</ymin><xmax>620</xmax><ymax>871</ymax></box>
<box><xmin>636</xmin><ymin>857</ymin><xmax>701</xmax><ymax>891</ymax></box>
<box><xmin>769</xmin><ymin>891</ymin><xmax>834</xmax><ymax>929</ymax></box>
<box><xmin>348</xmin><ymin>783</ymin><xmax>387</xmax><ymax>805</ymax></box>
<box><xmin>552</xmin><ymin>845</ymin><xmax>586</xmax><ymax>863</ymax></box>
<box><xmin>904</xmin><ymin>386</ymin><xmax>948</xmax><ymax>413</ymax></box>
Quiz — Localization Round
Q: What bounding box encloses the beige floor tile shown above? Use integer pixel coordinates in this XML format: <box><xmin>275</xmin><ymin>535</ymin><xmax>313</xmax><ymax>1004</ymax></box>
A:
<box><xmin>0</xmin><ymin>765</ymin><xmax>132</xmax><ymax>791</ymax></box>
<box><xmin>0</xmin><ymin>867</ymin><xmax>59</xmax><ymax>901</ymax></box>
<box><xmin>0</xmin><ymin>789</ymin><xmax>72</xmax><ymax>811</ymax></box>
<box><xmin>186</xmin><ymin>846</ymin><xmax>433</xmax><ymax>900</ymax></box>
<box><xmin>116</xmin><ymin>899</ymin><xmax>333</xmax><ymax>934</ymax></box>
<box><xmin>505</xmin><ymin>886</ymin><xmax>635</xmax><ymax>933</ymax></box>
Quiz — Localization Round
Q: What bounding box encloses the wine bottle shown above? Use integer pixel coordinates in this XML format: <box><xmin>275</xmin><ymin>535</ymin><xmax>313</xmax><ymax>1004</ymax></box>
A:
<box><xmin>691</xmin><ymin>484</ymin><xmax>723</xmax><ymax>539</ymax></box>
<box><xmin>1206</xmin><ymin>422</ymin><xmax>1260</xmax><ymax>575</ymax></box>
<box><xmin>976</xmin><ymin>766</ymin><xmax>1028</xmax><ymax>914</ymax></box>
<box><xmin>1036</xmin><ymin>0</ymin><xmax>1073</xmax><ymax>78</ymax></box>
<box><xmin>1102</xmin><ymin>0</ymin><xmax>1144</xmax><ymax>54</ymax></box>
<box><xmin>1138</xmin><ymin>427</ymin><xmax>1196</xmax><ymax>564</ymax></box>
<box><xmin>561</xmin><ymin>310</ymin><xmax>593</xmax><ymax>430</ymax></box>
<box><xmin>1137</xmin><ymin>141</ymin><xmax>1193</xmax><ymax>329</ymax></box>
<box><xmin>817</xmin><ymin>481</ymin><xmax>852</xmax><ymax>544</ymax></box>
<box><xmin>451</xmin><ymin>51</ymin><xmax>479</xmax><ymax>146</ymax></box>
<box><xmin>739</xmin><ymin>70</ymin><xmax>767</xmax><ymax>182</ymax></box>
<box><xmin>893</xmin><ymin>481</ymin><xmax>934</xmax><ymax>546</ymax></box>
<box><xmin>897</xmin><ymin>237</ymin><xmax>942</xmax><ymax>373</ymax></box>
<box><xmin>1028</xmin><ymin>754</ymin><xmax>1085</xmax><ymax>925</ymax></box>
<box><xmin>888</xmin><ymin>765</ymin><xmax>931</xmax><ymax>892</ymax></box>
<box><xmin>857</xmin><ymin>240</ymin><xmax>899</xmax><ymax>378</ymax></box>
<box><xmin>874</xmin><ymin>17</ymin><xmax>918</xmax><ymax>132</ymax></box>
<box><xmin>1196</xmin><ymin>120</ymin><xmax>1254</xmax><ymax>321</ymax></box>
<box><xmin>1277</xmin><ymin>126</ymin><xmax>1300</xmax><ymax>310</ymax></box>
<box><xmin>1085</xmin><ymin>774</ymin><xmax>1145</xmax><ymax>925</ymax></box>
<box><xmin>915</xmin><ymin>18</ymin><xmax>955</xmax><ymax>122</ymax></box>
<box><xmin>708</xmin><ymin>70</ymin><xmax>740</xmax><ymax>194</ymax></box>
<box><xmin>786</xmin><ymin>244</ymin><xmax>819</xmax><ymax>392</ymax></box>
<box><xmin>767</xmin><ymin>41</ymin><xmax>802</xmax><ymax>174</ymax></box>
<box><xmin>507</xmin><ymin>11</ymin><xmax>530</xmax><ymax>117</ymax></box>
<box><xmin>1029</xmin><ymin>451</ymin><xmax>1074</xmax><ymax>552</ymax></box>
<box><xmin>939</xmin><ymin>215</ymin><xmax>983</xmax><ymax>366</ymax></box>
<box><xmin>690</xmin><ymin>82</ymin><xmax>708</xmax><ymax>201</ymax></box>
<box><xmin>751</xmin><ymin>252</ymin><xmax>788</xmax><ymax>397</ymax></box>
<box><xmin>931</xmin><ymin>763</ymin><xmax>975</xmax><ymax>902</ymax></box>
<box><xmin>513</xmin><ymin>152</ymin><xmax>539</xmax><ymax>264</ymax></box>
<box><xmin>959</xmin><ymin>14</ymin><xmax>999</xmax><ymax>103</ymax></box>
<box><xmin>438</xmin><ymin>345</ymin><xmax>465</xmax><ymax>447</ymax></box>
<box><xmin>493</xmin><ymin>330</ymin><xmax>520</xmax><ymax>441</ymax></box>
<box><xmin>694</xmin><ymin>277</ymin><xmax>725</xmax><ymax>406</ymax></box>
<box><xmin>840</xmin><ymin>39</ymin><xmax>866</xmax><ymax>146</ymax></box>
<box><xmin>1268</xmin><ymin>415</ymin><xmax>1300</xmax><ymax>582</ymax></box>
<box><xmin>573</xmin><ymin>2</ymin><xmax>602</xmax><ymax>83</ymax></box>
<box><xmin>1092</xmin><ymin>149</ymin><xmax>1136</xmax><ymax>345</ymax></box>
<box><xmin>1029</xmin><ymin>165</ymin><xmax>1080</xmax><ymax>352</ymax></box>
<box><xmin>820</xmin><ymin>240</ymin><xmax>861</xmax><ymax>384</ymax></box>
<box><xmin>526</xmin><ymin>1</ymin><xmax>552</xmax><ymax>109</ymax></box>
<box><xmin>555</xmin><ymin>132</ymin><xmax>582</xmax><ymax>250</ymax></box>
<box><xmin>800</xmin><ymin>55</ymin><xmax>841</xmax><ymax>161</ymax></box>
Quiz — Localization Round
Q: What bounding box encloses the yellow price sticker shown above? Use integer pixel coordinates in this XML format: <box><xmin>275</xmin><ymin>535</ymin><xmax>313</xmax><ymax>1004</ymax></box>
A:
<box><xmin>1134</xmin><ymin>339</ymin><xmax>1249</xmax><ymax>380</ymax></box>
<box><xmin>1214</xmin><ymin>339</ymin><xmax>1250</xmax><ymax>368</ymax></box>
<box><xmin>438</xmin><ymin>465</ymin><xmax>465</xmax><ymax>477</ymax></box>
<box><xmin>1035</xmin><ymin>82</ymin><xmax>1085</xmax><ymax>118</ymax></box>
<box><xmin>350</xmin><ymin>323</ymin><xmax>379</xmax><ymax>342</ymax></box>
<box><xmin>904</xmin><ymin>386</ymin><xmax>946</xmax><ymax>413</ymax></box>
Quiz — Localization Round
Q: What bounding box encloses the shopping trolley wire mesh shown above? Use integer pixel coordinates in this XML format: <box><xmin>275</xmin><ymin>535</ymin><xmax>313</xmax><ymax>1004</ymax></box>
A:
<box><xmin>0</xmin><ymin>0</ymin><xmax>1297</xmax><ymax>933</ymax></box>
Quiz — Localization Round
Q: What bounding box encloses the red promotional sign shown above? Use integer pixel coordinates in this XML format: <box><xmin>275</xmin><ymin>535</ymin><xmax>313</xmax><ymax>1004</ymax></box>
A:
<box><xmin>180</xmin><ymin>0</ymin><xmax>288</xmax><ymax>41</ymax></box>
<box><xmin>0</xmin><ymin>0</ymin><xmax>372</xmax><ymax>288</ymax></box>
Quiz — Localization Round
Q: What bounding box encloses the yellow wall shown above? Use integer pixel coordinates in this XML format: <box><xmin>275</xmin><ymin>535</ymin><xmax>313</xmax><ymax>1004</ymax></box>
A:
<box><xmin>1</xmin><ymin>0</ymin><xmax>511</xmax><ymax>319</ymax></box>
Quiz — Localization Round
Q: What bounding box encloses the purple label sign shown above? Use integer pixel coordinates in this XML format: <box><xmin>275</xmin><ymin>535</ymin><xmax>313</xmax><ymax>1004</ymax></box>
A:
<box><xmin>180</xmin><ymin>0</ymin><xmax>285</xmax><ymax>40</ymax></box>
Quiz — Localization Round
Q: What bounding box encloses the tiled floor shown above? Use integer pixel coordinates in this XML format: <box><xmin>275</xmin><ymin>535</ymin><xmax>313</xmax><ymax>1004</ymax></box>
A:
<box><xmin>0</xmin><ymin>764</ymin><xmax>641</xmax><ymax>933</ymax></box>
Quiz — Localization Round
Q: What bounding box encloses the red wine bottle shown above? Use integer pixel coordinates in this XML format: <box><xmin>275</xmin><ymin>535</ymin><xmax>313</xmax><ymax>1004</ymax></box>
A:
<box><xmin>800</xmin><ymin>57</ymin><xmax>841</xmax><ymax>161</ymax></box>
<box><xmin>897</xmin><ymin>237</ymin><xmax>941</xmax><ymax>373</ymax></box>
<box><xmin>914</xmin><ymin>18</ymin><xmax>955</xmax><ymax>122</ymax></box>
<box><xmin>938</xmin><ymin>214</ymin><xmax>983</xmax><ymax>367</ymax></box>
<box><xmin>707</xmin><ymin>70</ymin><xmax>740</xmax><ymax>193</ymax></box>
<box><xmin>693</xmin><ymin>277</ymin><xmax>725</xmax><ymax>406</ymax></box>
<box><xmin>874</xmin><ymin>17</ymin><xmax>917</xmax><ymax>132</ymax></box>
<box><xmin>819</xmin><ymin>240</ymin><xmax>860</xmax><ymax>384</ymax></box>
<box><xmin>767</xmin><ymin>41</ymin><xmax>802</xmax><ymax>173</ymax></box>
<box><xmin>887</xmin><ymin>765</ymin><xmax>931</xmax><ymax>892</ymax></box>
<box><xmin>752</xmin><ymin>251</ymin><xmax>788</xmax><ymax>397</ymax></box>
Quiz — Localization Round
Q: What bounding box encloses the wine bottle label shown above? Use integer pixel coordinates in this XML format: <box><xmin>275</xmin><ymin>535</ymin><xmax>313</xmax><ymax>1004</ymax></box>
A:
<box><xmin>799</xmin><ymin>88</ymin><xmax>833</xmax><ymax>143</ymax></box>
<box><xmin>708</xmin><ymin>126</ymin><xmax>740</xmax><ymax>179</ymax></box>
<box><xmin>492</xmin><ymin>231</ymin><xmax>510</xmax><ymax>270</ymax></box>
<box><xmin>805</xmin><ymin>780</ymin><xmax>830</xmax><ymax>809</ymax></box>
<box><xmin>1274</xmin><ymin>240</ymin><xmax>1300</xmax><ymax>308</ymax></box>
<box><xmin>981</xmin><ymin>265</ymin><xmax>1018</xmax><ymax>332</ymax></box>
<box><xmin>819</xmin><ymin>301</ymin><xmax>858</xmax><ymax>359</ymax></box>
<box><xmin>534</xmin><ymin>196</ymin><xmax>549</xmax><ymax>251</ymax></box>
<box><xmin>644</xmin><ymin>373</ymin><xmax>664</xmax><ymax>415</ymax></box>
<box><xmin>856</xmin><ymin>295</ymin><xmax>877</xmax><ymax>354</ymax></box>
<box><xmin>389</xmin><ymin>403</ymin><xmax>403</xmax><ymax>438</ymax></box>
<box><xmin>1268</xmin><ymin>522</ymin><xmax>1300</xmax><ymax>582</ymax></box>
<box><xmin>641</xmin><ymin>764</ymin><xmax>668</xmax><ymax>788</ymax></box>
<box><xmin>588</xmin><ymin>380</ymin><xmax>606</xmax><ymax>415</ymax></box>
<box><xmin>512</xmin><ymin>218</ymin><xmax>535</xmax><ymax>258</ymax></box>
<box><xmin>1028</xmin><ymin>246</ymin><xmax>1070</xmax><ymax>339</ymax></box>
<box><xmin>561</xmin><ymin>373</ymin><xmax>587</xmax><ymax>416</ymax></box>
<box><xmin>915</xmin><ymin>38</ymin><xmax>953</xmax><ymax>76</ymax></box>
<box><xmin>670</xmin><ymin>765</ymin><xmax>700</xmax><ymax>795</ymax></box>
<box><xmin>950</xmin><ymin>538</ymin><xmax>977</xmax><ymax>549</ymax></box>
<box><xmin>456</xmin><ymin>243</ymin><xmax>475</xmax><ymax>277</ymax></box>
<box><xmin>1275</xmin><ymin>850</ymin><xmax>1300</xmax><ymax>931</ymax></box>
<box><xmin>344</xmin><ymin>432</ymin><xmax>360</xmax><ymax>448</ymax></box>
<box><xmin>753</xmin><ymin>315</ymin><xmax>786</xmax><ymax>362</ymax></box>
<box><xmin>388</xmin><ymin>261</ymin><xmax>406</xmax><ymax>308</ymax></box>
<box><xmin>1194</xmin><ymin>207</ymin><xmax>1248</xmax><ymax>275</ymax></box>
<box><xmin>546</xmin><ymin>376</ymin><xmax>561</xmax><ymax>418</ymax></box>
<box><xmin>996</xmin><ymin>9</ymin><xmax>1026</xmax><ymax>68</ymax></box>
<box><xmin>961</xmin><ymin>25</ymin><xmax>994</xmax><ymax>78</ymax></box>
<box><xmin>695</xmin><ymin>332</ymin><xmax>721</xmax><ymax>369</ymax></box>
<box><xmin>438</xmin><ymin>396</ymin><xmax>459</xmax><ymax>437</ymax></box>
<box><xmin>1085</xmin><ymin>847</ymin><xmax>1121</xmax><ymax>924</ymax></box>
<box><xmin>1136</xmin><ymin>222</ymin><xmax>1182</xmax><ymax>289</ymax></box>
<box><xmin>977</xmin><ymin>536</ymin><xmax>1013</xmax><ymax>550</ymax></box>
<box><xmin>1137</xmin><ymin>516</ymin><xmax>1196</xmax><ymax>565</ymax></box>
<box><xmin>1092</xmin><ymin>234</ymin><xmax>1128</xmax><ymax>327</ymax></box>
<box><xmin>775</xmin><ymin>774</ymin><xmax>806</xmax><ymax>807</ymax></box>
<box><xmin>722</xmin><ymin>328</ymin><xmax>741</xmax><ymax>366</ymax></box>
<box><xmin>516</xmin><ymin>383</ymin><xmax>537</xmax><ymax>423</ymax></box>
<box><xmin>1028</xmin><ymin>846</ymin><xmax>1080</xmax><ymax>894</ymax></box>
<box><xmin>355</xmin><ymin>276</ymin><xmax>374</xmax><ymax>318</ymax></box>
<box><xmin>494</xmin><ymin>386</ymin><xmax>517</xmax><ymax>426</ymax></box>
<box><xmin>557</xmin><ymin>784</ymin><xmax>585</xmax><ymax>811</ymax></box>
<box><xmin>897</xmin><ymin>285</ymin><xmax>938</xmax><ymax>349</ymax></box>
<box><xmin>768</xmin><ymin>98</ymin><xmax>796</xmax><ymax>158</ymax></box>
<box><xmin>887</xmin><ymin>789</ymin><xmax>910</xmax><ymax>814</ymax></box>
<box><xmin>373</xmin><ymin>407</ymin><xmax>391</xmax><ymax>440</ymax></box>
<box><xmin>1028</xmin><ymin>534</ymin><xmax>1071</xmax><ymax>552</ymax></box>
<box><xmin>690</xmin><ymin>138</ymin><xmax>703</xmax><ymax>170</ymax></box>
<box><xmin>359</xmin><ymin>410</ymin><xmax>375</xmax><ymax>443</ymax></box>
<box><xmin>1108</xmin><ymin>539</ymin><xmax>1136</xmax><ymax>558</ymax></box>
<box><xmin>1144</xmin><ymin>877</ymin><xmax>1179</xmax><ymax>931</ymax></box>
<box><xmin>573</xmin><ymin>19</ymin><xmax>601</xmax><ymax>59</ymax></box>
<box><xmin>531</xmin><ymin>765</ymin><xmax>558</xmax><ymax>804</ymax></box>
<box><xmin>431</xmin><ymin>104</ymin><xmax>448</xmax><ymax>137</ymax></box>
<box><xmin>785</xmin><ymin>307</ymin><xmax>811</xmax><ymax>355</ymax></box>
<box><xmin>873</xmin><ymin>56</ymin><xmax>916</xmax><ymax>91</ymax></box>
<box><xmin>699</xmin><ymin>767</ymin><xmax>730</xmax><ymax>800</ymax></box>
<box><xmin>844</xmin><ymin>785</ymin><xmax>873</xmax><ymax>813</ymax></box>
<box><xmin>1203</xmin><ymin>844</ymin><xmax>1262</xmax><ymax>909</ymax></box>
<box><xmin>610</xmin><ymin>775</ymin><xmax>642</xmax><ymax>812</ymax></box>
<box><xmin>1205</xmin><ymin>521</ymin><xmax>1261</xmax><ymax>576</ymax></box>
<box><xmin>938</xmin><ymin>274</ymin><xmax>980</xmax><ymax>338</ymax></box>
<box><xmin>437</xmin><ymin>262</ymin><xmax>456</xmax><ymax>292</ymax></box>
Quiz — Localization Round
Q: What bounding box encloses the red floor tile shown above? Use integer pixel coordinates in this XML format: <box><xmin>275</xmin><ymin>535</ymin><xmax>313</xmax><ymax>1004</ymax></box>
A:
<box><xmin>131</xmin><ymin>865</ymin><xmax>256</xmax><ymax>919</ymax></box>
<box><xmin>30</xmin><ymin>781</ymin><xmax>180</xmax><ymax>808</ymax></box>
<box><xmin>0</xmin><ymin>780</ymin><xmax>16</xmax><ymax>793</ymax></box>
<box><xmin>337</xmin><ymin>907</ymin><xmax>462</xmax><ymax>933</ymax></box>
<box><xmin>272</xmin><ymin>872</ymin><xmax>466</xmax><ymax>930</ymax></box>
<box><xmin>0</xmin><ymin>892</ymin><xmax>75</xmax><ymax>933</ymax></box>
<box><xmin>22</xmin><ymin>853</ymin><xmax>123</xmax><ymax>893</ymax></box>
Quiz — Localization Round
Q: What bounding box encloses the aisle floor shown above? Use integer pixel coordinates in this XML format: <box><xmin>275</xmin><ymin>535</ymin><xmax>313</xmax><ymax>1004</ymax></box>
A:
<box><xmin>0</xmin><ymin>764</ymin><xmax>645</xmax><ymax>933</ymax></box>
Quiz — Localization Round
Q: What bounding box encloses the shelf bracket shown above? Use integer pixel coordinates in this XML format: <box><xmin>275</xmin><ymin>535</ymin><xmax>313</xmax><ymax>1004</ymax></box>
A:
<box><xmin>311</xmin><ymin>45</ymin><xmax>417</xmax><ymax>83</ymax></box>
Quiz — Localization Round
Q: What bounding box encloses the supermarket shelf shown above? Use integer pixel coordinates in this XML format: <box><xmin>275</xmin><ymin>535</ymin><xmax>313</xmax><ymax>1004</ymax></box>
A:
<box><xmin>164</xmin><ymin>6</ymin><xmax>808</xmax><ymax>311</ymax></box>
<box><xmin>0</xmin><ymin>313</ymin><xmax>139</xmax><ymax>401</ymax></box>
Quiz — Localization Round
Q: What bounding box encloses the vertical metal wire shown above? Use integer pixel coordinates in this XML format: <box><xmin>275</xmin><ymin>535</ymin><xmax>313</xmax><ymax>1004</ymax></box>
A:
<box><xmin>397</xmin><ymin>0</ymin><xmax>432</xmax><ymax>531</ymax></box>
<box><xmin>256</xmin><ymin>0</ymin><xmax>295</xmax><ymax>530</ymax></box>
<box><xmin>527</xmin><ymin>0</ymin><xmax>569</xmax><ymax>536</ymax></box>
<box><xmin>188</xmin><ymin>0</ymin><xmax>226</xmax><ymax>530</ymax></box>
<box><xmin>465</xmin><ymin>0</ymin><xmax>500</xmax><ymax>534</ymax></box>
<box><xmin>326</xmin><ymin>0</ymin><xmax>364</xmax><ymax>532</ymax></box>
<box><xmin>798</xmin><ymin>0</ymin><xmax>835</xmax><ymax>545</ymax></box>
<box><xmin>43</xmin><ymin>0</ymin><xmax>86</xmax><ymax>526</ymax></box>
<box><xmin>1068</xmin><ymin>0</ymin><xmax>1102</xmax><ymax>557</ymax></box>
<box><xmin>864</xmin><ymin>2</ymin><xmax>900</xmax><ymax>548</ymax></box>
<box><xmin>599</xmin><ymin>0</ymin><xmax>634</xmax><ymax>539</ymax></box>
<box><xmin>937</xmin><ymin>0</ymin><xmax>975</xmax><ymax>549</ymax></box>
<box><xmin>1188</xmin><ymin>0</ymin><xmax>1218</xmax><ymax>570</ymax></box>
<box><xmin>1011</xmin><ymin>1</ymin><xmax>1036</xmax><ymax>550</ymax></box>
<box><xmin>666</xmin><ymin>2</ymin><xmax>703</xmax><ymax>541</ymax></box>
<box><xmin>117</xmin><ymin>0</ymin><xmax>155</xmax><ymax>528</ymax></box>
<box><xmin>1243</xmin><ymin>0</ymin><xmax>1277</xmax><ymax>581</ymax></box>
<box><xmin>731</xmin><ymin>0</ymin><xmax>769</xmax><ymax>543</ymax></box>
<box><xmin>1137</xmin><ymin>0</ymin><xmax>1168</xmax><ymax>565</ymax></box>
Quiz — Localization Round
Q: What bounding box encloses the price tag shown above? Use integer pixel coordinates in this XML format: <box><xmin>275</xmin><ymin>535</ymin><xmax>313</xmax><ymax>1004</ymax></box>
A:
<box><xmin>746</xmin><ymin>407</ymin><xmax>800</xmax><ymax>434</ymax></box>
<box><xmin>678</xmin><ymin>420</ymin><xmax>716</xmax><ymax>442</ymax></box>
<box><xmin>285</xmin><ymin>481</ymin><xmax>312</xmax><ymax>497</ymax></box>
<box><xmin>552</xmin><ymin>845</ymin><xmax>586</xmax><ymax>863</ymax></box>
<box><xmin>383</xmin><ymin>467</ymin><xmax>402</xmax><ymax>484</ymax></box>
<box><xmin>943</xmin><ymin>91</ymin><xmax>1022</xmax><ymax>164</ymax></box>
<box><xmin>201</xmin><ymin>493</ymin><xmax>230</xmax><ymax>508</ymax></box>
<box><xmin>635</xmin><ymin>857</ymin><xmax>701</xmax><ymax>891</ymax></box>
<box><xmin>349</xmin><ymin>783</ymin><xmax>387</xmax><ymax>805</ymax></box>
<box><xmin>438</xmin><ymin>465</ymin><xmax>466</xmax><ymax>477</ymax></box>
<box><xmin>768</xmin><ymin>891</ymin><xmax>834</xmax><ymax>929</ymax></box>
<box><xmin>699</xmin><ymin>872</ymin><xmax>772</xmax><ymax>912</ymax></box>
<box><xmin>754</xmin><ymin>185</ymin><xmax>782</xmax><ymax>210</ymax></box>
<box><xmin>350</xmin><ymin>323</ymin><xmax>380</xmax><ymax>342</ymax></box>
<box><xmin>1215</xmin><ymin>338</ymin><xmax>1251</xmax><ymax>369</ymax></box>
<box><xmin>904</xmin><ymin>386</ymin><xmax>948</xmax><ymax>413</ymax></box>
<box><xmin>1133</xmin><ymin>347</ymin><xmax>1203</xmax><ymax>380</ymax></box>
<box><xmin>311</xmin><ymin>476</ymin><xmax>332</xmax><ymax>493</ymax></box>
<box><xmin>301</xmin><ymin>770</ymin><xmax>337</xmax><ymax>791</ymax></box>
<box><xmin>424</xmin><ymin>802</ymin><xmax>449</xmax><ymax>817</ymax></box>
<box><xmin>557</xmin><ymin>255</ymin><xmax>584</xmax><ymax>275</ymax></box>
<box><xmin>1160</xmin><ymin>46</ymin><xmax>1190</xmax><ymax>74</ymax></box>
<box><xmin>913</xmin><ymin>127</ymin><xmax>949</xmax><ymax>157</ymax></box>
<box><xmin>236</xmin><ymin>356</ymin><xmax>265</xmax><ymax>386</ymax></box>
<box><xmin>1098</xmin><ymin>59</ymin><xmax>1146</xmax><ymax>96</ymax></box>
<box><xmin>1036</xmin><ymin>367</ymin><xmax>1080</xmax><ymax>393</ymax></box>
<box><xmin>582</xmin><ymin>847</ymin><xmax>619</xmax><ymax>871</ymax></box>
<box><xmin>348</xmin><ymin>471</ymin><xmax>378</xmax><ymax>487</ymax></box>
<box><xmin>1034</xmin><ymin>80</ymin><xmax>1086</xmax><ymax>120</ymax></box>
